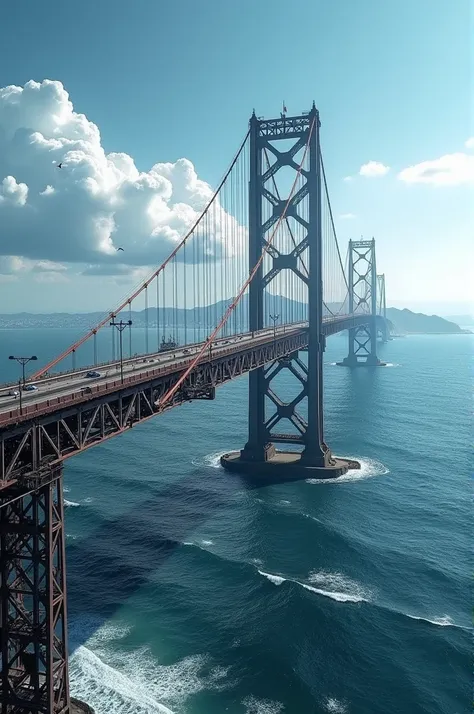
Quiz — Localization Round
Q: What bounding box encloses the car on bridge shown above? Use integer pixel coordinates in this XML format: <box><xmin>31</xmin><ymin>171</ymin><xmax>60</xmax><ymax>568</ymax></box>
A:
<box><xmin>8</xmin><ymin>389</ymin><xmax>19</xmax><ymax>398</ymax></box>
<box><xmin>86</xmin><ymin>371</ymin><xmax>101</xmax><ymax>378</ymax></box>
<box><xmin>22</xmin><ymin>384</ymin><xmax>38</xmax><ymax>392</ymax></box>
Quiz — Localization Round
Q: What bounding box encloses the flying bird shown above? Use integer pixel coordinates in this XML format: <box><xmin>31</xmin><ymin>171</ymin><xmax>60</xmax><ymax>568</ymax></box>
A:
<box><xmin>57</xmin><ymin>162</ymin><xmax>63</xmax><ymax>169</ymax></box>
<box><xmin>116</xmin><ymin>247</ymin><xmax>124</xmax><ymax>252</ymax></box>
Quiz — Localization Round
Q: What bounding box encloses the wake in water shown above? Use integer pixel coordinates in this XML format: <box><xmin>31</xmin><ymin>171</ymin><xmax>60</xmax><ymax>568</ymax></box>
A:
<box><xmin>306</xmin><ymin>456</ymin><xmax>389</xmax><ymax>485</ymax></box>
<box><xmin>257</xmin><ymin>569</ymin><xmax>371</xmax><ymax>604</ymax></box>
<box><xmin>191</xmin><ymin>451</ymin><xmax>226</xmax><ymax>468</ymax></box>
<box><xmin>64</xmin><ymin>499</ymin><xmax>80</xmax><ymax>508</ymax></box>
<box><xmin>69</xmin><ymin>619</ymin><xmax>229</xmax><ymax>714</ymax></box>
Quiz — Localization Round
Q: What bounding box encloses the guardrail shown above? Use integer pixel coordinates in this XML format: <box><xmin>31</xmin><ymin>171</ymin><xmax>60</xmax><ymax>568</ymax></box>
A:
<box><xmin>0</xmin><ymin>327</ymin><xmax>307</xmax><ymax>427</ymax></box>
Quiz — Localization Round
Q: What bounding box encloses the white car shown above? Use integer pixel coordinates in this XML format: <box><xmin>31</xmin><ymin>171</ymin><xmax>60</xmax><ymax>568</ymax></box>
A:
<box><xmin>8</xmin><ymin>389</ymin><xmax>19</xmax><ymax>398</ymax></box>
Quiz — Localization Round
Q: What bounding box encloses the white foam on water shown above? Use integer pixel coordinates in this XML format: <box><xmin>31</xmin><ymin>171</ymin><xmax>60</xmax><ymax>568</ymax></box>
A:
<box><xmin>201</xmin><ymin>539</ymin><xmax>214</xmax><ymax>546</ymax></box>
<box><xmin>324</xmin><ymin>697</ymin><xmax>348</xmax><ymax>713</ymax></box>
<box><xmin>83</xmin><ymin>496</ymin><xmax>94</xmax><ymax>503</ymax></box>
<box><xmin>66</xmin><ymin>533</ymin><xmax>77</xmax><ymax>540</ymax></box>
<box><xmin>405</xmin><ymin>613</ymin><xmax>468</xmax><ymax>630</ymax></box>
<box><xmin>305</xmin><ymin>571</ymin><xmax>371</xmax><ymax>604</ymax></box>
<box><xmin>258</xmin><ymin>570</ymin><xmax>286</xmax><ymax>586</ymax></box>
<box><xmin>243</xmin><ymin>694</ymin><xmax>285</xmax><ymax>713</ymax></box>
<box><xmin>191</xmin><ymin>451</ymin><xmax>226</xmax><ymax>468</ymax></box>
<box><xmin>251</xmin><ymin>557</ymin><xmax>264</xmax><ymax>566</ymax></box>
<box><xmin>64</xmin><ymin>486</ymin><xmax>70</xmax><ymax>493</ymax></box>
<box><xmin>69</xmin><ymin>619</ymin><xmax>229</xmax><ymax>714</ymax></box>
<box><xmin>64</xmin><ymin>499</ymin><xmax>80</xmax><ymax>508</ymax></box>
<box><xmin>306</xmin><ymin>457</ymin><xmax>389</xmax><ymax>485</ymax></box>
<box><xmin>278</xmin><ymin>499</ymin><xmax>291</xmax><ymax>506</ymax></box>
<box><xmin>257</xmin><ymin>569</ymin><xmax>370</xmax><ymax>604</ymax></box>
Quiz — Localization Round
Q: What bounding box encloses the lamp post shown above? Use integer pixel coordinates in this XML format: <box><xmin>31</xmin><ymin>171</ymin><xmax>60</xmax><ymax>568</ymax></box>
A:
<box><xmin>110</xmin><ymin>319</ymin><xmax>132</xmax><ymax>383</ymax></box>
<box><xmin>9</xmin><ymin>355</ymin><xmax>38</xmax><ymax>387</ymax></box>
<box><xmin>269</xmin><ymin>313</ymin><xmax>280</xmax><ymax>353</ymax></box>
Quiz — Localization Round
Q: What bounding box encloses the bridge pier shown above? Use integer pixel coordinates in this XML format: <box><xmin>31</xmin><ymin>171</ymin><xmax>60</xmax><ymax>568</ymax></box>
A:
<box><xmin>221</xmin><ymin>107</ymin><xmax>360</xmax><ymax>482</ymax></box>
<box><xmin>220</xmin><ymin>450</ymin><xmax>359</xmax><ymax>480</ymax></box>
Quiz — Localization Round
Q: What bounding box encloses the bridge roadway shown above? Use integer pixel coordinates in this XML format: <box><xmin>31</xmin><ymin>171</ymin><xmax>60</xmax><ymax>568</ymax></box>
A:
<box><xmin>0</xmin><ymin>313</ymin><xmax>371</xmax><ymax>482</ymax></box>
<box><xmin>0</xmin><ymin>322</ymin><xmax>307</xmax><ymax>422</ymax></box>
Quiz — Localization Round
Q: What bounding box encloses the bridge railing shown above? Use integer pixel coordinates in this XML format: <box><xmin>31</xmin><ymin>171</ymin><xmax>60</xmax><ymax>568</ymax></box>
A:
<box><xmin>0</xmin><ymin>325</ymin><xmax>309</xmax><ymax>427</ymax></box>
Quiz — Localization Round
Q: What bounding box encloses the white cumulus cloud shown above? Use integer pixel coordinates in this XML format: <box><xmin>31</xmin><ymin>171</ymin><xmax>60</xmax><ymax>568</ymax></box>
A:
<box><xmin>359</xmin><ymin>161</ymin><xmax>390</xmax><ymax>178</ymax></box>
<box><xmin>0</xmin><ymin>79</ymin><xmax>239</xmax><ymax>273</ymax></box>
<box><xmin>398</xmin><ymin>152</ymin><xmax>474</xmax><ymax>186</ymax></box>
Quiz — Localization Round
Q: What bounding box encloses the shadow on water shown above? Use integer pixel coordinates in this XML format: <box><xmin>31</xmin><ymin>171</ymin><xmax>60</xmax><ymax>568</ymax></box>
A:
<box><xmin>66</xmin><ymin>461</ymin><xmax>326</xmax><ymax>653</ymax></box>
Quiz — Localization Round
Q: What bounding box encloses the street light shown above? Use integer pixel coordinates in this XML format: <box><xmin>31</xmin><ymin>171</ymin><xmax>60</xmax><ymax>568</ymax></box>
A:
<box><xmin>110</xmin><ymin>319</ymin><xmax>132</xmax><ymax>383</ymax></box>
<box><xmin>9</xmin><ymin>355</ymin><xmax>38</xmax><ymax>386</ymax></box>
<box><xmin>269</xmin><ymin>314</ymin><xmax>280</xmax><ymax>352</ymax></box>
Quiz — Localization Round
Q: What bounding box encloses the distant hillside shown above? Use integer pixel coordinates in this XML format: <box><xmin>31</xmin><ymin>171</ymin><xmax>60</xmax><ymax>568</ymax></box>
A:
<box><xmin>386</xmin><ymin>308</ymin><xmax>465</xmax><ymax>334</ymax></box>
<box><xmin>0</xmin><ymin>302</ymin><xmax>468</xmax><ymax>334</ymax></box>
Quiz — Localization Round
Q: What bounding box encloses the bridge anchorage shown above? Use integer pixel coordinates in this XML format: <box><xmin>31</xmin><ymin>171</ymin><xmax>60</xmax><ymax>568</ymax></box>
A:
<box><xmin>221</xmin><ymin>105</ymin><xmax>362</xmax><ymax>480</ymax></box>
<box><xmin>336</xmin><ymin>239</ymin><xmax>387</xmax><ymax>367</ymax></box>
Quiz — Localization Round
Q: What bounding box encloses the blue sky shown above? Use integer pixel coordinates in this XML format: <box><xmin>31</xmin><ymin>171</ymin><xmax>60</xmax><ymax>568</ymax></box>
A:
<box><xmin>0</xmin><ymin>0</ymin><xmax>472</xmax><ymax>314</ymax></box>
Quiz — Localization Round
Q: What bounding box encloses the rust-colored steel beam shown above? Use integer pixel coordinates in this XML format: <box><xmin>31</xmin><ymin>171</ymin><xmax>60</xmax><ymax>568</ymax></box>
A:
<box><xmin>0</xmin><ymin>464</ymin><xmax>70</xmax><ymax>713</ymax></box>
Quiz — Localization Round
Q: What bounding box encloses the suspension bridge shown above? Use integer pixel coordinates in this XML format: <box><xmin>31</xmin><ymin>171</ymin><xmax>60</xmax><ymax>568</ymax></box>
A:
<box><xmin>0</xmin><ymin>105</ymin><xmax>390</xmax><ymax>713</ymax></box>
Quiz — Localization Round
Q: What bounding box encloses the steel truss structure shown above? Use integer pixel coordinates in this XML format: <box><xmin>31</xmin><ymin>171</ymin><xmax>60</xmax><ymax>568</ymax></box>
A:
<box><xmin>341</xmin><ymin>239</ymin><xmax>384</xmax><ymax>366</ymax></box>
<box><xmin>1</xmin><ymin>329</ymin><xmax>309</xmax><ymax>482</ymax></box>
<box><xmin>241</xmin><ymin>106</ymin><xmax>332</xmax><ymax>465</ymax></box>
<box><xmin>0</xmin><ymin>465</ymin><xmax>69</xmax><ymax>713</ymax></box>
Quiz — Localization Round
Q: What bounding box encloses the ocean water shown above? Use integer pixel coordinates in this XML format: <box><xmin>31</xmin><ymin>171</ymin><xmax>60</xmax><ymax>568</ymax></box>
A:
<box><xmin>1</xmin><ymin>329</ymin><xmax>471</xmax><ymax>713</ymax></box>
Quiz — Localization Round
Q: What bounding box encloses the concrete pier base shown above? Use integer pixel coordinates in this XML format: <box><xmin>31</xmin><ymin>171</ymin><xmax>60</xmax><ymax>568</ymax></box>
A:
<box><xmin>220</xmin><ymin>450</ymin><xmax>360</xmax><ymax>481</ymax></box>
<box><xmin>71</xmin><ymin>698</ymin><xmax>95</xmax><ymax>714</ymax></box>
<box><xmin>336</xmin><ymin>356</ymin><xmax>387</xmax><ymax>367</ymax></box>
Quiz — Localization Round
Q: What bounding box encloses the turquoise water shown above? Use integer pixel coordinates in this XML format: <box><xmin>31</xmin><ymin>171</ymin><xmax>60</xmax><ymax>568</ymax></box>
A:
<box><xmin>1</xmin><ymin>330</ymin><xmax>471</xmax><ymax>713</ymax></box>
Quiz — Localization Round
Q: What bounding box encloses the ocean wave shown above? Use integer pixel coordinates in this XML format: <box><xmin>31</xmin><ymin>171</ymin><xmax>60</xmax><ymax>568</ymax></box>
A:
<box><xmin>69</xmin><ymin>618</ymin><xmax>229</xmax><ymax>714</ymax></box>
<box><xmin>257</xmin><ymin>569</ymin><xmax>370</xmax><ymax>604</ymax></box>
<box><xmin>306</xmin><ymin>456</ymin><xmax>389</xmax><ymax>485</ymax></box>
<box><xmin>404</xmin><ymin>613</ymin><xmax>468</xmax><ymax>630</ymax></box>
<box><xmin>258</xmin><ymin>570</ymin><xmax>286</xmax><ymax>586</ymax></box>
<box><xmin>191</xmin><ymin>451</ymin><xmax>226</xmax><ymax>468</ymax></box>
<box><xmin>243</xmin><ymin>694</ymin><xmax>285</xmax><ymax>713</ymax></box>
<box><xmin>182</xmin><ymin>539</ymin><xmax>214</xmax><ymax>552</ymax></box>
<box><xmin>64</xmin><ymin>499</ymin><xmax>80</xmax><ymax>508</ymax></box>
<box><xmin>323</xmin><ymin>697</ymin><xmax>348</xmax><ymax>713</ymax></box>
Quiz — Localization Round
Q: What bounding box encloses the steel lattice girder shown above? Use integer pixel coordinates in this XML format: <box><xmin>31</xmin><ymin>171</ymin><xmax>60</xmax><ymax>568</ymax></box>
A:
<box><xmin>0</xmin><ymin>466</ymin><xmax>69</xmax><ymax>713</ymax></box>
<box><xmin>0</xmin><ymin>331</ymin><xmax>308</xmax><ymax>481</ymax></box>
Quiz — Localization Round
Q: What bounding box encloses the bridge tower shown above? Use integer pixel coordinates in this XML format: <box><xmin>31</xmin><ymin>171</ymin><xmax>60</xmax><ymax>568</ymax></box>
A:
<box><xmin>221</xmin><ymin>106</ymin><xmax>359</xmax><ymax>479</ymax></box>
<box><xmin>338</xmin><ymin>239</ymin><xmax>386</xmax><ymax>366</ymax></box>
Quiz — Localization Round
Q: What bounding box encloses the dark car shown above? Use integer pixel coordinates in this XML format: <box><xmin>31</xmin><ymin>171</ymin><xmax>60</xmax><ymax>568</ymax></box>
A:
<box><xmin>86</xmin><ymin>371</ymin><xmax>101</xmax><ymax>378</ymax></box>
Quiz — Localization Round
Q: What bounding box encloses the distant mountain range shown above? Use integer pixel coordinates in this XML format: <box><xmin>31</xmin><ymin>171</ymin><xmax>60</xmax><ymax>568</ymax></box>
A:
<box><xmin>0</xmin><ymin>299</ymin><xmax>469</xmax><ymax>334</ymax></box>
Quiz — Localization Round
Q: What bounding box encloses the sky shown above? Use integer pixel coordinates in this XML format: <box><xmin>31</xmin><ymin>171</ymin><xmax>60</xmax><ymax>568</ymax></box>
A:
<box><xmin>0</xmin><ymin>0</ymin><xmax>472</xmax><ymax>316</ymax></box>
